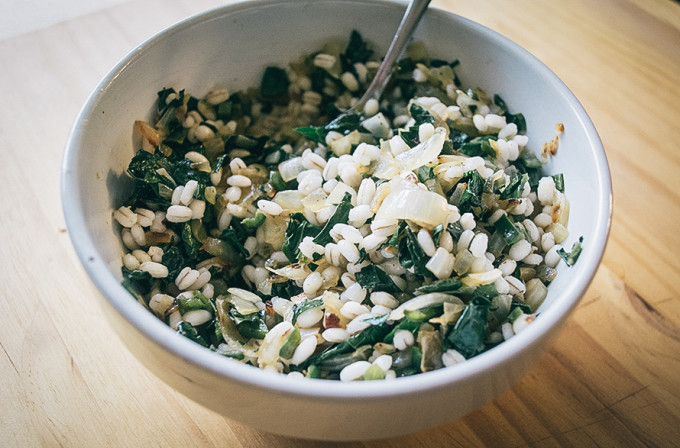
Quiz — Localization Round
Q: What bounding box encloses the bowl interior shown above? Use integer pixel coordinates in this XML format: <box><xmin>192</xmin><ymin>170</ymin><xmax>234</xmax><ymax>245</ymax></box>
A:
<box><xmin>63</xmin><ymin>0</ymin><xmax>611</xmax><ymax>400</ymax></box>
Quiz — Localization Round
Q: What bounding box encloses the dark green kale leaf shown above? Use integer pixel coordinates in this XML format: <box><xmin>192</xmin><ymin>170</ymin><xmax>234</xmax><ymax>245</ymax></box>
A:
<box><xmin>176</xmin><ymin>321</ymin><xmax>209</xmax><ymax>347</ymax></box>
<box><xmin>309</xmin><ymin>67</ymin><xmax>329</xmax><ymax>93</ymax></box>
<box><xmin>260</xmin><ymin>66</ymin><xmax>290</xmax><ymax>98</ymax></box>
<box><xmin>270</xmin><ymin>280</ymin><xmax>303</xmax><ymax>298</ymax></box>
<box><xmin>181</xmin><ymin>221</ymin><xmax>204</xmax><ymax>263</ymax></box>
<box><xmin>121</xmin><ymin>266</ymin><xmax>153</xmax><ymax>296</ymax></box>
<box><xmin>294</xmin><ymin>126</ymin><xmax>327</xmax><ymax>145</ymax></box>
<box><xmin>470</xmin><ymin>283</ymin><xmax>498</xmax><ymax>302</ymax></box>
<box><xmin>557</xmin><ymin>236</ymin><xmax>584</xmax><ymax>267</ymax></box>
<box><xmin>493</xmin><ymin>214</ymin><xmax>524</xmax><ymax>245</ymax></box>
<box><xmin>228</xmin><ymin>309</ymin><xmax>268</xmax><ymax>340</ymax></box>
<box><xmin>382</xmin><ymin>221</ymin><xmax>407</xmax><ymax>249</ymax></box>
<box><xmin>510</xmin><ymin>301</ymin><xmax>532</xmax><ymax>316</ymax></box>
<box><xmin>259</xmin><ymin>142</ymin><xmax>293</xmax><ymax>168</ymax></box>
<box><xmin>215</xmin><ymin>92</ymin><xmax>246</xmax><ymax>121</ymax></box>
<box><xmin>396</xmin><ymin>56</ymin><xmax>417</xmax><ymax>74</ymax></box>
<box><xmin>155</xmin><ymin>89</ymin><xmax>185</xmax><ymax>142</ymax></box>
<box><xmin>493</xmin><ymin>93</ymin><xmax>526</xmax><ymax>133</ymax></box>
<box><xmin>160</xmin><ymin>244</ymin><xmax>188</xmax><ymax>280</ymax></box>
<box><xmin>456</xmin><ymin>170</ymin><xmax>484</xmax><ymax>213</ymax></box>
<box><xmin>292</xmin><ymin>298</ymin><xmax>324</xmax><ymax>325</ymax></box>
<box><xmin>552</xmin><ymin>173</ymin><xmax>565</xmax><ymax>192</ymax></box>
<box><xmin>354</xmin><ymin>264</ymin><xmax>401</xmax><ymax>294</ymax></box>
<box><xmin>514</xmin><ymin>149</ymin><xmax>543</xmax><ymax>189</ymax></box>
<box><xmin>125</xmin><ymin>150</ymin><xmax>176</xmax><ymax>207</ymax></box>
<box><xmin>493</xmin><ymin>94</ymin><xmax>508</xmax><ymax>113</ymax></box>
<box><xmin>431</xmin><ymin>224</ymin><xmax>444</xmax><ymax>246</ymax></box>
<box><xmin>219</xmin><ymin>228</ymin><xmax>251</xmax><ymax>258</ymax></box>
<box><xmin>449</xmin><ymin>128</ymin><xmax>471</xmax><ymax>150</ymax></box>
<box><xmin>170</xmin><ymin>159</ymin><xmax>211</xmax><ymax>200</ymax></box>
<box><xmin>459</xmin><ymin>136</ymin><xmax>496</xmax><ymax>159</ymax></box>
<box><xmin>454</xmin><ymin>283</ymin><xmax>499</xmax><ymax>303</ymax></box>
<box><xmin>177</xmin><ymin>291</ymin><xmax>212</xmax><ymax>315</ymax></box>
<box><xmin>500</xmin><ymin>172</ymin><xmax>529</xmax><ymax>200</ymax></box>
<box><xmin>507</xmin><ymin>113</ymin><xmax>527</xmax><ymax>133</ymax></box>
<box><xmin>312</xmin><ymin>192</ymin><xmax>353</xmax><ymax>246</ymax></box>
<box><xmin>296</xmin><ymin>112</ymin><xmax>362</xmax><ymax>144</ymax></box>
<box><xmin>383</xmin><ymin>317</ymin><xmax>422</xmax><ymax>344</ymax></box>
<box><xmin>343</xmin><ymin>30</ymin><xmax>373</xmax><ymax>65</ymax></box>
<box><xmin>445</xmin><ymin>296</ymin><xmax>491</xmax><ymax>358</ymax></box>
<box><xmin>157</xmin><ymin>88</ymin><xmax>184</xmax><ymax>113</ymax></box>
<box><xmin>416</xmin><ymin>165</ymin><xmax>435</xmax><ymax>183</ymax></box>
<box><xmin>410</xmin><ymin>102</ymin><xmax>435</xmax><ymax>125</ymax></box>
<box><xmin>311</xmin><ymin>320</ymin><xmax>392</xmax><ymax>366</ymax></box>
<box><xmin>445</xmin><ymin>224</ymin><xmax>464</xmax><ymax>247</ymax></box>
<box><xmin>281</xmin><ymin>213</ymin><xmax>321</xmax><ymax>262</ymax></box>
<box><xmin>416</xmin><ymin>278</ymin><xmax>463</xmax><ymax>294</ymax></box>
<box><xmin>126</xmin><ymin>179</ymin><xmax>172</xmax><ymax>209</ymax></box>
<box><xmin>224</xmin><ymin>134</ymin><xmax>270</xmax><ymax>167</ymax></box>
<box><xmin>397</xmin><ymin>227</ymin><xmax>434</xmax><ymax>278</ymax></box>
<box><xmin>357</xmin><ymin>247</ymin><xmax>369</xmax><ymax>264</ymax></box>
<box><xmin>399</xmin><ymin>103</ymin><xmax>435</xmax><ymax>147</ymax></box>
<box><xmin>518</xmin><ymin>149</ymin><xmax>543</xmax><ymax>169</ymax></box>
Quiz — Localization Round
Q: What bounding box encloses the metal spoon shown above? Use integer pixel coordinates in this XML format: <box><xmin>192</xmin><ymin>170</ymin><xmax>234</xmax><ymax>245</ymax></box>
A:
<box><xmin>352</xmin><ymin>0</ymin><xmax>432</xmax><ymax>112</ymax></box>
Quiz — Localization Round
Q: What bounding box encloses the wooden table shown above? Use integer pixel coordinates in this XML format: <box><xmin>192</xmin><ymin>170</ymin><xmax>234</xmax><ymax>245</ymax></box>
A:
<box><xmin>1</xmin><ymin>0</ymin><xmax>679</xmax><ymax>446</ymax></box>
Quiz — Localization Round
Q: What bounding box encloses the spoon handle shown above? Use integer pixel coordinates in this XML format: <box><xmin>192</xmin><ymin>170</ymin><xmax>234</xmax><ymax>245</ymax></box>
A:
<box><xmin>358</xmin><ymin>0</ymin><xmax>432</xmax><ymax>107</ymax></box>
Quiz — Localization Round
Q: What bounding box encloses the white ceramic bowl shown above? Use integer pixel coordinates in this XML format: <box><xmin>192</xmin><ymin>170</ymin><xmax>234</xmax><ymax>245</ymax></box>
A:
<box><xmin>62</xmin><ymin>0</ymin><xmax>612</xmax><ymax>440</ymax></box>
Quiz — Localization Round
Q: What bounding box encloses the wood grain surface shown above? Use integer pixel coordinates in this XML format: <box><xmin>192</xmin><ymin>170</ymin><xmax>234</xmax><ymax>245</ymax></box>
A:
<box><xmin>1</xmin><ymin>0</ymin><xmax>679</xmax><ymax>446</ymax></box>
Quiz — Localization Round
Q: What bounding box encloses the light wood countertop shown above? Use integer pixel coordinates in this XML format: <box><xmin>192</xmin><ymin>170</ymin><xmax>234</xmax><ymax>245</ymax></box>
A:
<box><xmin>1</xmin><ymin>0</ymin><xmax>679</xmax><ymax>446</ymax></box>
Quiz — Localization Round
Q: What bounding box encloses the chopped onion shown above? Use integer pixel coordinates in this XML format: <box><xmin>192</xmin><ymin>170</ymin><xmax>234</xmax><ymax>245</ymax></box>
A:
<box><xmin>525</xmin><ymin>278</ymin><xmax>548</xmax><ymax>312</ymax></box>
<box><xmin>394</xmin><ymin>127</ymin><xmax>446</xmax><ymax>170</ymax></box>
<box><xmin>329</xmin><ymin>130</ymin><xmax>362</xmax><ymax>156</ymax></box>
<box><xmin>361</xmin><ymin>113</ymin><xmax>391</xmax><ymax>139</ymax></box>
<box><xmin>372</xmin><ymin>128</ymin><xmax>446</xmax><ymax>179</ymax></box>
<box><xmin>389</xmin><ymin>293</ymin><xmax>463</xmax><ymax>322</ymax></box>
<box><xmin>216</xmin><ymin>295</ymin><xmax>246</xmax><ymax>343</ymax></box>
<box><xmin>545</xmin><ymin>222</ymin><xmax>569</xmax><ymax>244</ymax></box>
<box><xmin>369</xmin><ymin>181</ymin><xmax>391</xmax><ymax>213</ymax></box>
<box><xmin>134</xmin><ymin>120</ymin><xmax>160</xmax><ymax>149</ymax></box>
<box><xmin>144</xmin><ymin>231</ymin><xmax>173</xmax><ymax>245</ymax></box>
<box><xmin>189</xmin><ymin>161</ymin><xmax>211</xmax><ymax>172</ymax></box>
<box><xmin>228</xmin><ymin>296</ymin><xmax>260</xmax><ymax>315</ymax></box>
<box><xmin>266</xmin><ymin>263</ymin><xmax>310</xmax><ymax>281</ymax></box>
<box><xmin>228</xmin><ymin>287</ymin><xmax>264</xmax><ymax>304</ymax></box>
<box><xmin>460</xmin><ymin>269</ymin><xmax>503</xmax><ymax>287</ymax></box>
<box><xmin>326</xmin><ymin>181</ymin><xmax>357</xmax><ymax>205</ymax></box>
<box><xmin>437</xmin><ymin>301</ymin><xmax>466</xmax><ymax>326</ymax></box>
<box><xmin>437</xmin><ymin>155</ymin><xmax>467</xmax><ymax>164</ymax></box>
<box><xmin>551</xmin><ymin>193</ymin><xmax>570</xmax><ymax>226</ymax></box>
<box><xmin>262</xmin><ymin>214</ymin><xmax>287</xmax><ymax>249</ymax></box>
<box><xmin>273</xmin><ymin>190</ymin><xmax>305</xmax><ymax>212</ymax></box>
<box><xmin>301</xmin><ymin>188</ymin><xmax>329</xmax><ymax>212</ymax></box>
<box><xmin>278</xmin><ymin>157</ymin><xmax>305</xmax><ymax>181</ymax></box>
<box><xmin>202</xmin><ymin>237</ymin><xmax>233</xmax><ymax>257</ymax></box>
<box><xmin>258</xmin><ymin>321</ymin><xmax>294</xmax><ymax>367</ymax></box>
<box><xmin>375</xmin><ymin>187</ymin><xmax>449</xmax><ymax>229</ymax></box>
<box><xmin>372</xmin><ymin>152</ymin><xmax>399</xmax><ymax>180</ymax></box>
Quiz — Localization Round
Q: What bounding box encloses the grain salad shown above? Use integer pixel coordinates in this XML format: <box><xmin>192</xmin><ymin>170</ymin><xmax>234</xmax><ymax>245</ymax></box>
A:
<box><xmin>114</xmin><ymin>31</ymin><xmax>583</xmax><ymax>381</ymax></box>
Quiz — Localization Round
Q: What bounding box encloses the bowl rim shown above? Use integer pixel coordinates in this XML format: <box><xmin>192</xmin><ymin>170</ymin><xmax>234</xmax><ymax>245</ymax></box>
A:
<box><xmin>61</xmin><ymin>0</ymin><xmax>612</xmax><ymax>400</ymax></box>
